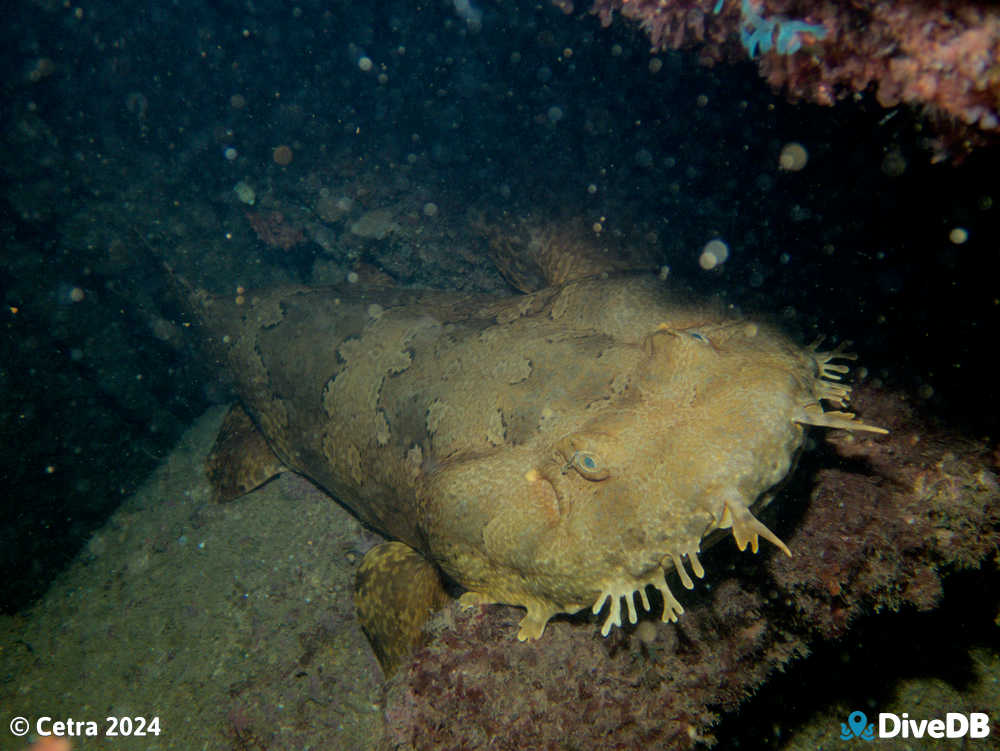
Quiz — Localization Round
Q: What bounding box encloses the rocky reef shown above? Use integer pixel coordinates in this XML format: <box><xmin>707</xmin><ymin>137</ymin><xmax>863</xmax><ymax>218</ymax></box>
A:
<box><xmin>582</xmin><ymin>0</ymin><xmax>1000</xmax><ymax>160</ymax></box>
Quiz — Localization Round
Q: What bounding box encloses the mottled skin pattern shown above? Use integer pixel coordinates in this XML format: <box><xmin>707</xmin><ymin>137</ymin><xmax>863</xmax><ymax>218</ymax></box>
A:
<box><xmin>205</xmin><ymin>404</ymin><xmax>285</xmax><ymax>503</ymax></box>
<box><xmin>190</xmin><ymin>275</ymin><xmax>885</xmax><ymax>642</ymax></box>
<box><xmin>354</xmin><ymin>541</ymin><xmax>450</xmax><ymax>677</ymax></box>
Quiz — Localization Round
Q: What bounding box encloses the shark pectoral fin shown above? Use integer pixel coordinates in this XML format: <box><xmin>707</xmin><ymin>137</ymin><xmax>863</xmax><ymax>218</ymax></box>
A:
<box><xmin>354</xmin><ymin>541</ymin><xmax>451</xmax><ymax>678</ymax></box>
<box><xmin>205</xmin><ymin>403</ymin><xmax>285</xmax><ymax>503</ymax></box>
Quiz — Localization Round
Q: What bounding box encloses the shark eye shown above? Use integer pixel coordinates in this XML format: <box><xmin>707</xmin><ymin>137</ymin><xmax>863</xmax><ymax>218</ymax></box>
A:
<box><xmin>568</xmin><ymin>451</ymin><xmax>610</xmax><ymax>481</ymax></box>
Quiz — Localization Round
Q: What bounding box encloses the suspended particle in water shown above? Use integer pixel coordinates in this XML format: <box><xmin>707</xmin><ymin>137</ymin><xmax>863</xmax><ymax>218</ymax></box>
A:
<box><xmin>948</xmin><ymin>227</ymin><xmax>968</xmax><ymax>244</ymax></box>
<box><xmin>272</xmin><ymin>145</ymin><xmax>293</xmax><ymax>166</ymax></box>
<box><xmin>881</xmin><ymin>149</ymin><xmax>906</xmax><ymax>177</ymax></box>
<box><xmin>778</xmin><ymin>142</ymin><xmax>808</xmax><ymax>171</ymax></box>
<box><xmin>698</xmin><ymin>239</ymin><xmax>729</xmax><ymax>270</ymax></box>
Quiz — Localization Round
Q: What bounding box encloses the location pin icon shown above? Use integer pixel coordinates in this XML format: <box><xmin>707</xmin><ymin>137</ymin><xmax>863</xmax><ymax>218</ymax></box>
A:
<box><xmin>848</xmin><ymin>711</ymin><xmax>867</xmax><ymax>737</ymax></box>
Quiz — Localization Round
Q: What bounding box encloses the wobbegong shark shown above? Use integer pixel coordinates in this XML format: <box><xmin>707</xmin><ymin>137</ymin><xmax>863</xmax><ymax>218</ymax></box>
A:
<box><xmin>177</xmin><ymin>242</ymin><xmax>886</xmax><ymax>675</ymax></box>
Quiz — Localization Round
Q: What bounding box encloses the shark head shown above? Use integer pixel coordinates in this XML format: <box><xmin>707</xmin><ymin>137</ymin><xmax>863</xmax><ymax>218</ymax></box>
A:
<box><xmin>426</xmin><ymin>315</ymin><xmax>885</xmax><ymax>640</ymax></box>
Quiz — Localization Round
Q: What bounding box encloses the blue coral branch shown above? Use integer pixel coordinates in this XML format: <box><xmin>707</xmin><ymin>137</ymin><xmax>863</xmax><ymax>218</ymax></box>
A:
<box><xmin>715</xmin><ymin>0</ymin><xmax>828</xmax><ymax>58</ymax></box>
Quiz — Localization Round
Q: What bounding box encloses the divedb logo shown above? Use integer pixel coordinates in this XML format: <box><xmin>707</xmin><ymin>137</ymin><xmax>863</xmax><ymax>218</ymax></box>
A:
<box><xmin>840</xmin><ymin>710</ymin><xmax>991</xmax><ymax>741</ymax></box>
